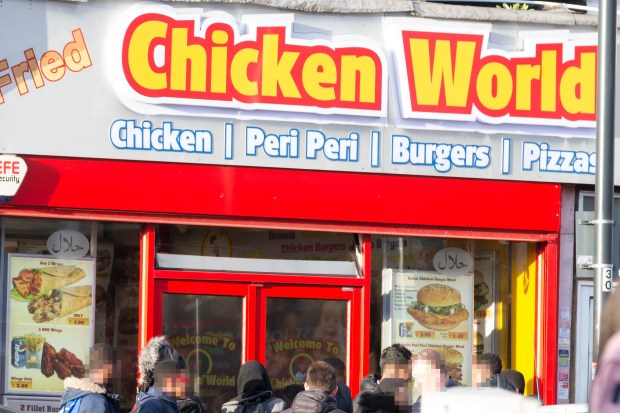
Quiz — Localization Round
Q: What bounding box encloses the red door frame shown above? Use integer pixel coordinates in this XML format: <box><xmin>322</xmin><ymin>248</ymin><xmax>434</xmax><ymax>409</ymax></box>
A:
<box><xmin>2</xmin><ymin>157</ymin><xmax>561</xmax><ymax>404</ymax></box>
<box><xmin>153</xmin><ymin>280</ymin><xmax>253</xmax><ymax>359</ymax></box>
<box><xmin>256</xmin><ymin>284</ymin><xmax>362</xmax><ymax>388</ymax></box>
<box><xmin>149</xmin><ymin>262</ymin><xmax>363</xmax><ymax>389</ymax></box>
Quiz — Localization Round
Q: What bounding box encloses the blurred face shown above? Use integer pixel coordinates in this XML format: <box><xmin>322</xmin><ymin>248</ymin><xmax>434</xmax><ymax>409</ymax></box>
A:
<box><xmin>163</xmin><ymin>371</ymin><xmax>190</xmax><ymax>399</ymax></box>
<box><xmin>382</xmin><ymin>363</ymin><xmax>412</xmax><ymax>381</ymax></box>
<box><xmin>411</xmin><ymin>359</ymin><xmax>445</xmax><ymax>393</ymax></box>
<box><xmin>90</xmin><ymin>362</ymin><xmax>114</xmax><ymax>385</ymax></box>
<box><xmin>471</xmin><ymin>361</ymin><xmax>492</xmax><ymax>388</ymax></box>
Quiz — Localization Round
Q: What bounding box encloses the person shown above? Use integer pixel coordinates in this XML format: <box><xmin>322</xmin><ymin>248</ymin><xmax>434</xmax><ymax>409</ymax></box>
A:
<box><xmin>472</xmin><ymin>353</ymin><xmax>516</xmax><ymax>391</ymax></box>
<box><xmin>59</xmin><ymin>343</ymin><xmax>120</xmax><ymax>413</ymax></box>
<box><xmin>282</xmin><ymin>361</ymin><xmax>345</xmax><ymax>413</ymax></box>
<box><xmin>133</xmin><ymin>335</ymin><xmax>200</xmax><ymax>413</ymax></box>
<box><xmin>410</xmin><ymin>349</ymin><xmax>448</xmax><ymax>413</ymax></box>
<box><xmin>502</xmin><ymin>369</ymin><xmax>525</xmax><ymax>395</ymax></box>
<box><xmin>590</xmin><ymin>287</ymin><xmax>620</xmax><ymax>412</ymax></box>
<box><xmin>323</xmin><ymin>357</ymin><xmax>353</xmax><ymax>413</ymax></box>
<box><xmin>137</xmin><ymin>359</ymin><xmax>189</xmax><ymax>413</ymax></box>
<box><xmin>353</xmin><ymin>344</ymin><xmax>412</xmax><ymax>413</ymax></box>
<box><xmin>590</xmin><ymin>330</ymin><xmax>620</xmax><ymax>412</ymax></box>
<box><xmin>137</xmin><ymin>336</ymin><xmax>185</xmax><ymax>396</ymax></box>
<box><xmin>221</xmin><ymin>360</ymin><xmax>285</xmax><ymax>413</ymax></box>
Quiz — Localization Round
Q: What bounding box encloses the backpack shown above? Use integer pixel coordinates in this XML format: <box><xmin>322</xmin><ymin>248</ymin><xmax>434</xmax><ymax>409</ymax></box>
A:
<box><xmin>58</xmin><ymin>398</ymin><xmax>82</xmax><ymax>413</ymax></box>
<box><xmin>590</xmin><ymin>330</ymin><xmax>620</xmax><ymax>412</ymax></box>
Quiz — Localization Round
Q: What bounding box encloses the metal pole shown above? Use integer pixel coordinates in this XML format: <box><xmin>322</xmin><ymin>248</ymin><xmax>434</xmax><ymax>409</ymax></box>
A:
<box><xmin>593</xmin><ymin>0</ymin><xmax>616</xmax><ymax>369</ymax></box>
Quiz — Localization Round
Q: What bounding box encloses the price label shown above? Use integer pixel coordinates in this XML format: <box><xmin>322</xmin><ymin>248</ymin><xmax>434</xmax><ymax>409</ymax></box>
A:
<box><xmin>10</xmin><ymin>380</ymin><xmax>32</xmax><ymax>389</ymax></box>
<box><xmin>415</xmin><ymin>331</ymin><xmax>436</xmax><ymax>339</ymax></box>
<box><xmin>475</xmin><ymin>310</ymin><xmax>489</xmax><ymax>318</ymax></box>
<box><xmin>68</xmin><ymin>317</ymin><xmax>90</xmax><ymax>326</ymax></box>
<box><xmin>448</xmin><ymin>332</ymin><xmax>468</xmax><ymax>340</ymax></box>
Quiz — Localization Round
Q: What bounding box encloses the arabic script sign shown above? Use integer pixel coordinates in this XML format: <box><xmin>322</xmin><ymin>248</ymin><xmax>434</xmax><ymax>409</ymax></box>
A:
<box><xmin>432</xmin><ymin>247</ymin><xmax>473</xmax><ymax>275</ymax></box>
<box><xmin>46</xmin><ymin>230</ymin><xmax>89</xmax><ymax>259</ymax></box>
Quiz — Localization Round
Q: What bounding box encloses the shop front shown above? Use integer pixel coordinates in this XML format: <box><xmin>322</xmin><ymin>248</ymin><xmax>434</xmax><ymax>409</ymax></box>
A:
<box><xmin>0</xmin><ymin>0</ymin><xmax>610</xmax><ymax>411</ymax></box>
<box><xmin>0</xmin><ymin>160</ymin><xmax>562</xmax><ymax>411</ymax></box>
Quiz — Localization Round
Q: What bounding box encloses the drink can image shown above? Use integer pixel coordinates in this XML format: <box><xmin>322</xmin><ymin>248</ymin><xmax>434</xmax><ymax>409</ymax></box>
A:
<box><xmin>12</xmin><ymin>336</ymin><xmax>26</xmax><ymax>368</ymax></box>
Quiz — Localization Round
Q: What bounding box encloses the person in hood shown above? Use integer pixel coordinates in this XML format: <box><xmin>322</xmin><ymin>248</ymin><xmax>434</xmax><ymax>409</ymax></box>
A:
<box><xmin>59</xmin><ymin>343</ymin><xmax>120</xmax><ymax>413</ymax></box>
<box><xmin>133</xmin><ymin>336</ymin><xmax>200</xmax><ymax>413</ymax></box>
<box><xmin>137</xmin><ymin>336</ymin><xmax>186</xmax><ymax>396</ymax></box>
<box><xmin>283</xmin><ymin>361</ymin><xmax>345</xmax><ymax>413</ymax></box>
<box><xmin>137</xmin><ymin>359</ymin><xmax>189</xmax><ymax>413</ymax></box>
<box><xmin>221</xmin><ymin>360</ymin><xmax>285</xmax><ymax>413</ymax></box>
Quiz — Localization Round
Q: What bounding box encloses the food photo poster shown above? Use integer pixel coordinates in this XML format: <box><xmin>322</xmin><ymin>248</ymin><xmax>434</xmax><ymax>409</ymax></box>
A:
<box><xmin>5</xmin><ymin>254</ymin><xmax>95</xmax><ymax>394</ymax></box>
<box><xmin>382</xmin><ymin>266</ymin><xmax>473</xmax><ymax>386</ymax></box>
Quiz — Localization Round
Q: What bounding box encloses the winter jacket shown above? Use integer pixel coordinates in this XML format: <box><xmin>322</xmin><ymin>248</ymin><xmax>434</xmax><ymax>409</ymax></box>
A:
<box><xmin>334</xmin><ymin>383</ymin><xmax>353</xmax><ymax>413</ymax></box>
<box><xmin>353</xmin><ymin>378</ymin><xmax>409</xmax><ymax>413</ymax></box>
<box><xmin>137</xmin><ymin>386</ymin><xmax>180</xmax><ymax>413</ymax></box>
<box><xmin>221</xmin><ymin>392</ymin><xmax>285</xmax><ymax>413</ymax></box>
<box><xmin>486</xmin><ymin>374</ymin><xmax>517</xmax><ymax>392</ymax></box>
<box><xmin>221</xmin><ymin>361</ymin><xmax>285</xmax><ymax>413</ymax></box>
<box><xmin>282</xmin><ymin>389</ymin><xmax>346</xmax><ymax>413</ymax></box>
<box><xmin>59</xmin><ymin>376</ymin><xmax>120</xmax><ymax>413</ymax></box>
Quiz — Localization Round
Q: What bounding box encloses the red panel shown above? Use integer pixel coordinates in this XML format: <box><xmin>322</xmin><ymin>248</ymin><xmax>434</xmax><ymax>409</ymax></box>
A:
<box><xmin>138</xmin><ymin>224</ymin><xmax>156</xmax><ymax>350</ymax></box>
<box><xmin>360</xmin><ymin>234</ymin><xmax>372</xmax><ymax>390</ymax></box>
<box><xmin>541</xmin><ymin>241</ymin><xmax>559</xmax><ymax>405</ymax></box>
<box><xmin>10</xmin><ymin>156</ymin><xmax>561</xmax><ymax>233</ymax></box>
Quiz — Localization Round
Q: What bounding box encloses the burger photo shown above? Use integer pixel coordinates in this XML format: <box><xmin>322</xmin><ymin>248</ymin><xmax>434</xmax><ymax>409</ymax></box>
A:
<box><xmin>406</xmin><ymin>284</ymin><xmax>469</xmax><ymax>331</ymax></box>
<box><xmin>432</xmin><ymin>347</ymin><xmax>464</xmax><ymax>384</ymax></box>
<box><xmin>473</xmin><ymin>270</ymin><xmax>490</xmax><ymax>311</ymax></box>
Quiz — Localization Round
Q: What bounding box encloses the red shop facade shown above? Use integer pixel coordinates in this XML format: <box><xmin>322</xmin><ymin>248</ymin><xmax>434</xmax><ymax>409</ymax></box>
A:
<box><xmin>0</xmin><ymin>0</ymin><xmax>601</xmax><ymax>411</ymax></box>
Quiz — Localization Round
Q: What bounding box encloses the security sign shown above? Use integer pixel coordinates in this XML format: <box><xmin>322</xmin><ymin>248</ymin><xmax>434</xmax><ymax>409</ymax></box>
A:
<box><xmin>0</xmin><ymin>155</ymin><xmax>27</xmax><ymax>197</ymax></box>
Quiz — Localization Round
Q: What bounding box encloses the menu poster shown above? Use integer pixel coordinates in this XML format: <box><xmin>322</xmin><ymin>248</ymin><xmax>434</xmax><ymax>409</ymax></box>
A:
<box><xmin>5</xmin><ymin>254</ymin><xmax>95</xmax><ymax>394</ymax></box>
<box><xmin>473</xmin><ymin>252</ymin><xmax>497</xmax><ymax>355</ymax></box>
<box><xmin>382</xmin><ymin>269</ymin><xmax>473</xmax><ymax>385</ymax></box>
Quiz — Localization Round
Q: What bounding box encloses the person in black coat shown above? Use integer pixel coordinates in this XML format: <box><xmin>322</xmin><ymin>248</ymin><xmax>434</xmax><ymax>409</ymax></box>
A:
<box><xmin>353</xmin><ymin>345</ymin><xmax>412</xmax><ymax>413</ymax></box>
<box><xmin>220</xmin><ymin>361</ymin><xmax>285</xmax><ymax>413</ymax></box>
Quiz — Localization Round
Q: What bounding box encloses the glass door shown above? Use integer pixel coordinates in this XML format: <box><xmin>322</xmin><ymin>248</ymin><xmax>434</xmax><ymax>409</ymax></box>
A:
<box><xmin>153</xmin><ymin>280</ymin><xmax>360</xmax><ymax>411</ymax></box>
<box><xmin>154</xmin><ymin>280</ymin><xmax>250</xmax><ymax>409</ymax></box>
<box><xmin>260</xmin><ymin>285</ymin><xmax>359</xmax><ymax>390</ymax></box>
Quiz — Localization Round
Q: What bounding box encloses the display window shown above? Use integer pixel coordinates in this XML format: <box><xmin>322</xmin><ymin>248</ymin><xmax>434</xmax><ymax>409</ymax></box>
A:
<box><xmin>0</xmin><ymin>218</ymin><xmax>140</xmax><ymax>412</ymax></box>
<box><xmin>370</xmin><ymin>235</ymin><xmax>538</xmax><ymax>395</ymax></box>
